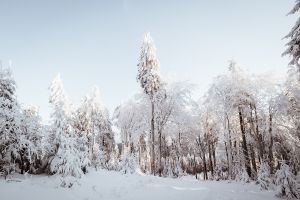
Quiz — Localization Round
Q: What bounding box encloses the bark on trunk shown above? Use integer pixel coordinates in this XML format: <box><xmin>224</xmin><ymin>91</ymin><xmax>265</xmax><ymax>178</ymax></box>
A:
<box><xmin>158</xmin><ymin>130</ymin><xmax>162</xmax><ymax>177</ymax></box>
<box><xmin>250</xmin><ymin>144</ymin><xmax>257</xmax><ymax>177</ymax></box>
<box><xmin>212</xmin><ymin>142</ymin><xmax>216</xmax><ymax>169</ymax></box>
<box><xmin>268</xmin><ymin>112</ymin><xmax>274</xmax><ymax>174</ymax></box>
<box><xmin>238</xmin><ymin>106</ymin><xmax>252</xmax><ymax>178</ymax></box>
<box><xmin>253</xmin><ymin>105</ymin><xmax>264</xmax><ymax>162</ymax></box>
<box><xmin>208</xmin><ymin>144</ymin><xmax>214</xmax><ymax>177</ymax></box>
<box><xmin>203</xmin><ymin>153</ymin><xmax>208</xmax><ymax>180</ymax></box>
<box><xmin>151</xmin><ymin>101</ymin><xmax>155</xmax><ymax>175</ymax></box>
<box><xmin>226</xmin><ymin>115</ymin><xmax>234</xmax><ymax>179</ymax></box>
<box><xmin>225</xmin><ymin>141</ymin><xmax>230</xmax><ymax>178</ymax></box>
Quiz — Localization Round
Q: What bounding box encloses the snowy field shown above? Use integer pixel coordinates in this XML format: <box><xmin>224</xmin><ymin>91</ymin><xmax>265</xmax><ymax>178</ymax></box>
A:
<box><xmin>0</xmin><ymin>170</ymin><xmax>277</xmax><ymax>200</ymax></box>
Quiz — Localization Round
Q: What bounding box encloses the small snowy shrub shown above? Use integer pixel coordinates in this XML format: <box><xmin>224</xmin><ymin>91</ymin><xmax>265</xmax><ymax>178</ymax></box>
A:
<box><xmin>163</xmin><ymin>158</ymin><xmax>173</xmax><ymax>177</ymax></box>
<box><xmin>120</xmin><ymin>152</ymin><xmax>136</xmax><ymax>174</ymax></box>
<box><xmin>214</xmin><ymin>164</ymin><xmax>228</xmax><ymax>181</ymax></box>
<box><xmin>50</xmin><ymin>134</ymin><xmax>83</xmax><ymax>179</ymax></box>
<box><xmin>173</xmin><ymin>158</ymin><xmax>184</xmax><ymax>178</ymax></box>
<box><xmin>107</xmin><ymin>149</ymin><xmax>120</xmax><ymax>171</ymax></box>
<box><xmin>91</xmin><ymin>144</ymin><xmax>106</xmax><ymax>170</ymax></box>
<box><xmin>275</xmin><ymin>162</ymin><xmax>300</xmax><ymax>199</ymax></box>
<box><xmin>257</xmin><ymin>162</ymin><xmax>272</xmax><ymax>190</ymax></box>
<box><xmin>237</xmin><ymin>168</ymin><xmax>250</xmax><ymax>183</ymax></box>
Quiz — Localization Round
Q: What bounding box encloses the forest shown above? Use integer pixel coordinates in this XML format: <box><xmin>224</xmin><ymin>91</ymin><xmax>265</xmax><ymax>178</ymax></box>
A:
<box><xmin>1</xmin><ymin>1</ymin><xmax>300</xmax><ymax>200</ymax></box>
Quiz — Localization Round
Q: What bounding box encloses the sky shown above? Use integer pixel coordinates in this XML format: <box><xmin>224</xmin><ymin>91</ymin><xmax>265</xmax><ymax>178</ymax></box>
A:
<box><xmin>0</xmin><ymin>0</ymin><xmax>297</xmax><ymax>122</ymax></box>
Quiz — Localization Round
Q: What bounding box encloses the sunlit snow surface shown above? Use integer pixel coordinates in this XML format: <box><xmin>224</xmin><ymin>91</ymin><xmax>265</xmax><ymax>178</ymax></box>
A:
<box><xmin>0</xmin><ymin>170</ymin><xmax>276</xmax><ymax>200</ymax></box>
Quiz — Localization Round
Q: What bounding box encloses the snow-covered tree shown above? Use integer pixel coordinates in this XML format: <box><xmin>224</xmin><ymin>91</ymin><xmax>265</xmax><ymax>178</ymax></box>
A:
<box><xmin>275</xmin><ymin>162</ymin><xmax>300</xmax><ymax>199</ymax></box>
<box><xmin>48</xmin><ymin>74</ymin><xmax>84</xmax><ymax>182</ymax></box>
<box><xmin>0</xmin><ymin>66</ymin><xmax>21</xmax><ymax>176</ymax></box>
<box><xmin>238</xmin><ymin>168</ymin><xmax>250</xmax><ymax>183</ymax></box>
<box><xmin>276</xmin><ymin>66</ymin><xmax>300</xmax><ymax>174</ymax></box>
<box><xmin>18</xmin><ymin>106</ymin><xmax>44</xmax><ymax>174</ymax></box>
<box><xmin>107</xmin><ymin>145</ymin><xmax>120</xmax><ymax>171</ymax></box>
<box><xmin>113</xmin><ymin>93</ymin><xmax>150</xmax><ymax>171</ymax></box>
<box><xmin>50</xmin><ymin>131</ymin><xmax>84</xmax><ymax>179</ymax></box>
<box><xmin>283</xmin><ymin>0</ymin><xmax>300</xmax><ymax>72</ymax></box>
<box><xmin>120</xmin><ymin>151</ymin><xmax>137</xmax><ymax>174</ymax></box>
<box><xmin>257</xmin><ymin>162</ymin><xmax>272</xmax><ymax>190</ymax></box>
<box><xmin>75</xmin><ymin>87</ymin><xmax>114</xmax><ymax>169</ymax></box>
<box><xmin>154</xmin><ymin>81</ymin><xmax>194</xmax><ymax>176</ymax></box>
<box><xmin>48</xmin><ymin>74</ymin><xmax>71</xmax><ymax>153</ymax></box>
<box><xmin>137</xmin><ymin>32</ymin><xmax>162</xmax><ymax>175</ymax></box>
<box><xmin>137</xmin><ymin>32</ymin><xmax>161</xmax><ymax>98</ymax></box>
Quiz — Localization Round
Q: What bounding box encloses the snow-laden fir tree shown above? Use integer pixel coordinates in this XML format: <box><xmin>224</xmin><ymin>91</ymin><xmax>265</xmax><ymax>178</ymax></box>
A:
<box><xmin>257</xmin><ymin>162</ymin><xmax>272</xmax><ymax>190</ymax></box>
<box><xmin>137</xmin><ymin>32</ymin><xmax>161</xmax><ymax>175</ymax></box>
<box><xmin>275</xmin><ymin>162</ymin><xmax>300</xmax><ymax>199</ymax></box>
<box><xmin>283</xmin><ymin>0</ymin><xmax>300</xmax><ymax>72</ymax></box>
<box><xmin>84</xmin><ymin>87</ymin><xmax>113</xmax><ymax>169</ymax></box>
<box><xmin>48</xmin><ymin>74</ymin><xmax>71</xmax><ymax>153</ymax></box>
<box><xmin>0</xmin><ymin>66</ymin><xmax>21</xmax><ymax>176</ymax></box>
<box><xmin>50</xmin><ymin>130</ymin><xmax>84</xmax><ymax>179</ymax></box>
<box><xmin>137</xmin><ymin>32</ymin><xmax>161</xmax><ymax>97</ymax></box>
<box><xmin>237</xmin><ymin>167</ymin><xmax>250</xmax><ymax>183</ymax></box>
<box><xmin>107</xmin><ymin>145</ymin><xmax>120</xmax><ymax>171</ymax></box>
<box><xmin>18</xmin><ymin>106</ymin><xmax>44</xmax><ymax>174</ymax></box>
<box><xmin>120</xmin><ymin>150</ymin><xmax>137</xmax><ymax>174</ymax></box>
<box><xmin>173</xmin><ymin>158</ymin><xmax>184</xmax><ymax>178</ymax></box>
<box><xmin>48</xmin><ymin>74</ymin><xmax>84</xmax><ymax>182</ymax></box>
<box><xmin>163</xmin><ymin>157</ymin><xmax>173</xmax><ymax>177</ymax></box>
<box><xmin>74</xmin><ymin>87</ymin><xmax>114</xmax><ymax>170</ymax></box>
<box><xmin>0</xmin><ymin>67</ymin><xmax>41</xmax><ymax>176</ymax></box>
<box><xmin>112</xmin><ymin>93</ymin><xmax>151</xmax><ymax>173</ymax></box>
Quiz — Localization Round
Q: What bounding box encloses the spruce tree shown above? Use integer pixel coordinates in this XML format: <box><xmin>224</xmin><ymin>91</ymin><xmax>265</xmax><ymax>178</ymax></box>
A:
<box><xmin>137</xmin><ymin>32</ymin><xmax>161</xmax><ymax>175</ymax></box>
<box><xmin>48</xmin><ymin>74</ymin><xmax>84</xmax><ymax>184</ymax></box>
<box><xmin>283</xmin><ymin>0</ymin><xmax>300</xmax><ymax>72</ymax></box>
<box><xmin>0</xmin><ymin>67</ymin><xmax>21</xmax><ymax>175</ymax></box>
<box><xmin>275</xmin><ymin>162</ymin><xmax>300</xmax><ymax>199</ymax></box>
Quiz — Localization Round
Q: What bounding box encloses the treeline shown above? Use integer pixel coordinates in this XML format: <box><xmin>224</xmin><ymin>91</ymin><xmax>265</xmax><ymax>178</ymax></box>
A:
<box><xmin>117</xmin><ymin>32</ymin><xmax>300</xmax><ymax>199</ymax></box>
<box><xmin>0</xmin><ymin>2</ymin><xmax>300</xmax><ymax>199</ymax></box>
<box><xmin>0</xmin><ymin>69</ymin><xmax>117</xmax><ymax>187</ymax></box>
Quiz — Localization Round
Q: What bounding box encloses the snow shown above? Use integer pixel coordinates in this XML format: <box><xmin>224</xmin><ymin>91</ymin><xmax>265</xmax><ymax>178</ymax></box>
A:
<box><xmin>0</xmin><ymin>170</ymin><xmax>276</xmax><ymax>200</ymax></box>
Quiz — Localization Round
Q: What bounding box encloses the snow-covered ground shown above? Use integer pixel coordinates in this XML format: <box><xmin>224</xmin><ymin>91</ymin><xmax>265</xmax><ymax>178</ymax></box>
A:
<box><xmin>0</xmin><ymin>170</ymin><xmax>277</xmax><ymax>200</ymax></box>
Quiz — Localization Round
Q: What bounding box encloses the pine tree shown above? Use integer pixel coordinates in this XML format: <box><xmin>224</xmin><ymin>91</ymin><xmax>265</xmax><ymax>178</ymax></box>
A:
<box><xmin>120</xmin><ymin>151</ymin><xmax>136</xmax><ymax>174</ymax></box>
<box><xmin>18</xmin><ymin>106</ymin><xmax>43</xmax><ymax>174</ymax></box>
<box><xmin>50</xmin><ymin>130</ymin><xmax>84</xmax><ymax>179</ymax></box>
<box><xmin>48</xmin><ymin>74</ymin><xmax>84</xmax><ymax>184</ymax></box>
<box><xmin>163</xmin><ymin>157</ymin><xmax>173</xmax><ymax>177</ymax></box>
<box><xmin>107</xmin><ymin>145</ymin><xmax>120</xmax><ymax>171</ymax></box>
<box><xmin>237</xmin><ymin>167</ymin><xmax>250</xmax><ymax>183</ymax></box>
<box><xmin>275</xmin><ymin>162</ymin><xmax>300</xmax><ymax>199</ymax></box>
<box><xmin>173</xmin><ymin>158</ymin><xmax>184</xmax><ymax>178</ymax></box>
<box><xmin>283</xmin><ymin>0</ymin><xmax>300</xmax><ymax>72</ymax></box>
<box><xmin>257</xmin><ymin>162</ymin><xmax>272</xmax><ymax>190</ymax></box>
<box><xmin>0</xmin><ymin>66</ymin><xmax>21</xmax><ymax>176</ymax></box>
<box><xmin>137</xmin><ymin>32</ymin><xmax>161</xmax><ymax>175</ymax></box>
<box><xmin>86</xmin><ymin>87</ymin><xmax>113</xmax><ymax>169</ymax></box>
<box><xmin>48</xmin><ymin>74</ymin><xmax>71</xmax><ymax>153</ymax></box>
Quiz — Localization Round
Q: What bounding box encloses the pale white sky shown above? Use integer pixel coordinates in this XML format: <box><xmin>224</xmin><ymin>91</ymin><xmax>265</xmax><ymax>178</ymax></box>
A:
<box><xmin>0</xmin><ymin>0</ymin><xmax>296</xmax><ymax>122</ymax></box>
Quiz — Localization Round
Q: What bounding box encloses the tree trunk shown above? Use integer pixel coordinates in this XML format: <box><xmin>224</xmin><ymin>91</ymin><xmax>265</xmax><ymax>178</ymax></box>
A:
<box><xmin>158</xmin><ymin>130</ymin><xmax>162</xmax><ymax>177</ymax></box>
<box><xmin>253</xmin><ymin>105</ymin><xmax>264</xmax><ymax>163</ymax></box>
<box><xmin>224</xmin><ymin>141</ymin><xmax>230</xmax><ymax>178</ymax></box>
<box><xmin>193</xmin><ymin>153</ymin><xmax>197</xmax><ymax>179</ymax></box>
<box><xmin>238</xmin><ymin>106</ymin><xmax>252</xmax><ymax>178</ymax></box>
<box><xmin>20</xmin><ymin>150</ymin><xmax>24</xmax><ymax>174</ymax></box>
<box><xmin>250</xmin><ymin>144</ymin><xmax>257</xmax><ymax>178</ymax></box>
<box><xmin>208</xmin><ymin>144</ymin><xmax>214</xmax><ymax>177</ymax></box>
<box><xmin>151</xmin><ymin>100</ymin><xmax>155</xmax><ymax>175</ymax></box>
<box><xmin>212</xmin><ymin>142</ymin><xmax>216</xmax><ymax>169</ymax></box>
<box><xmin>226</xmin><ymin>115</ymin><xmax>234</xmax><ymax>179</ymax></box>
<box><xmin>268</xmin><ymin>112</ymin><xmax>274</xmax><ymax>174</ymax></box>
<box><xmin>203</xmin><ymin>153</ymin><xmax>208</xmax><ymax>180</ymax></box>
